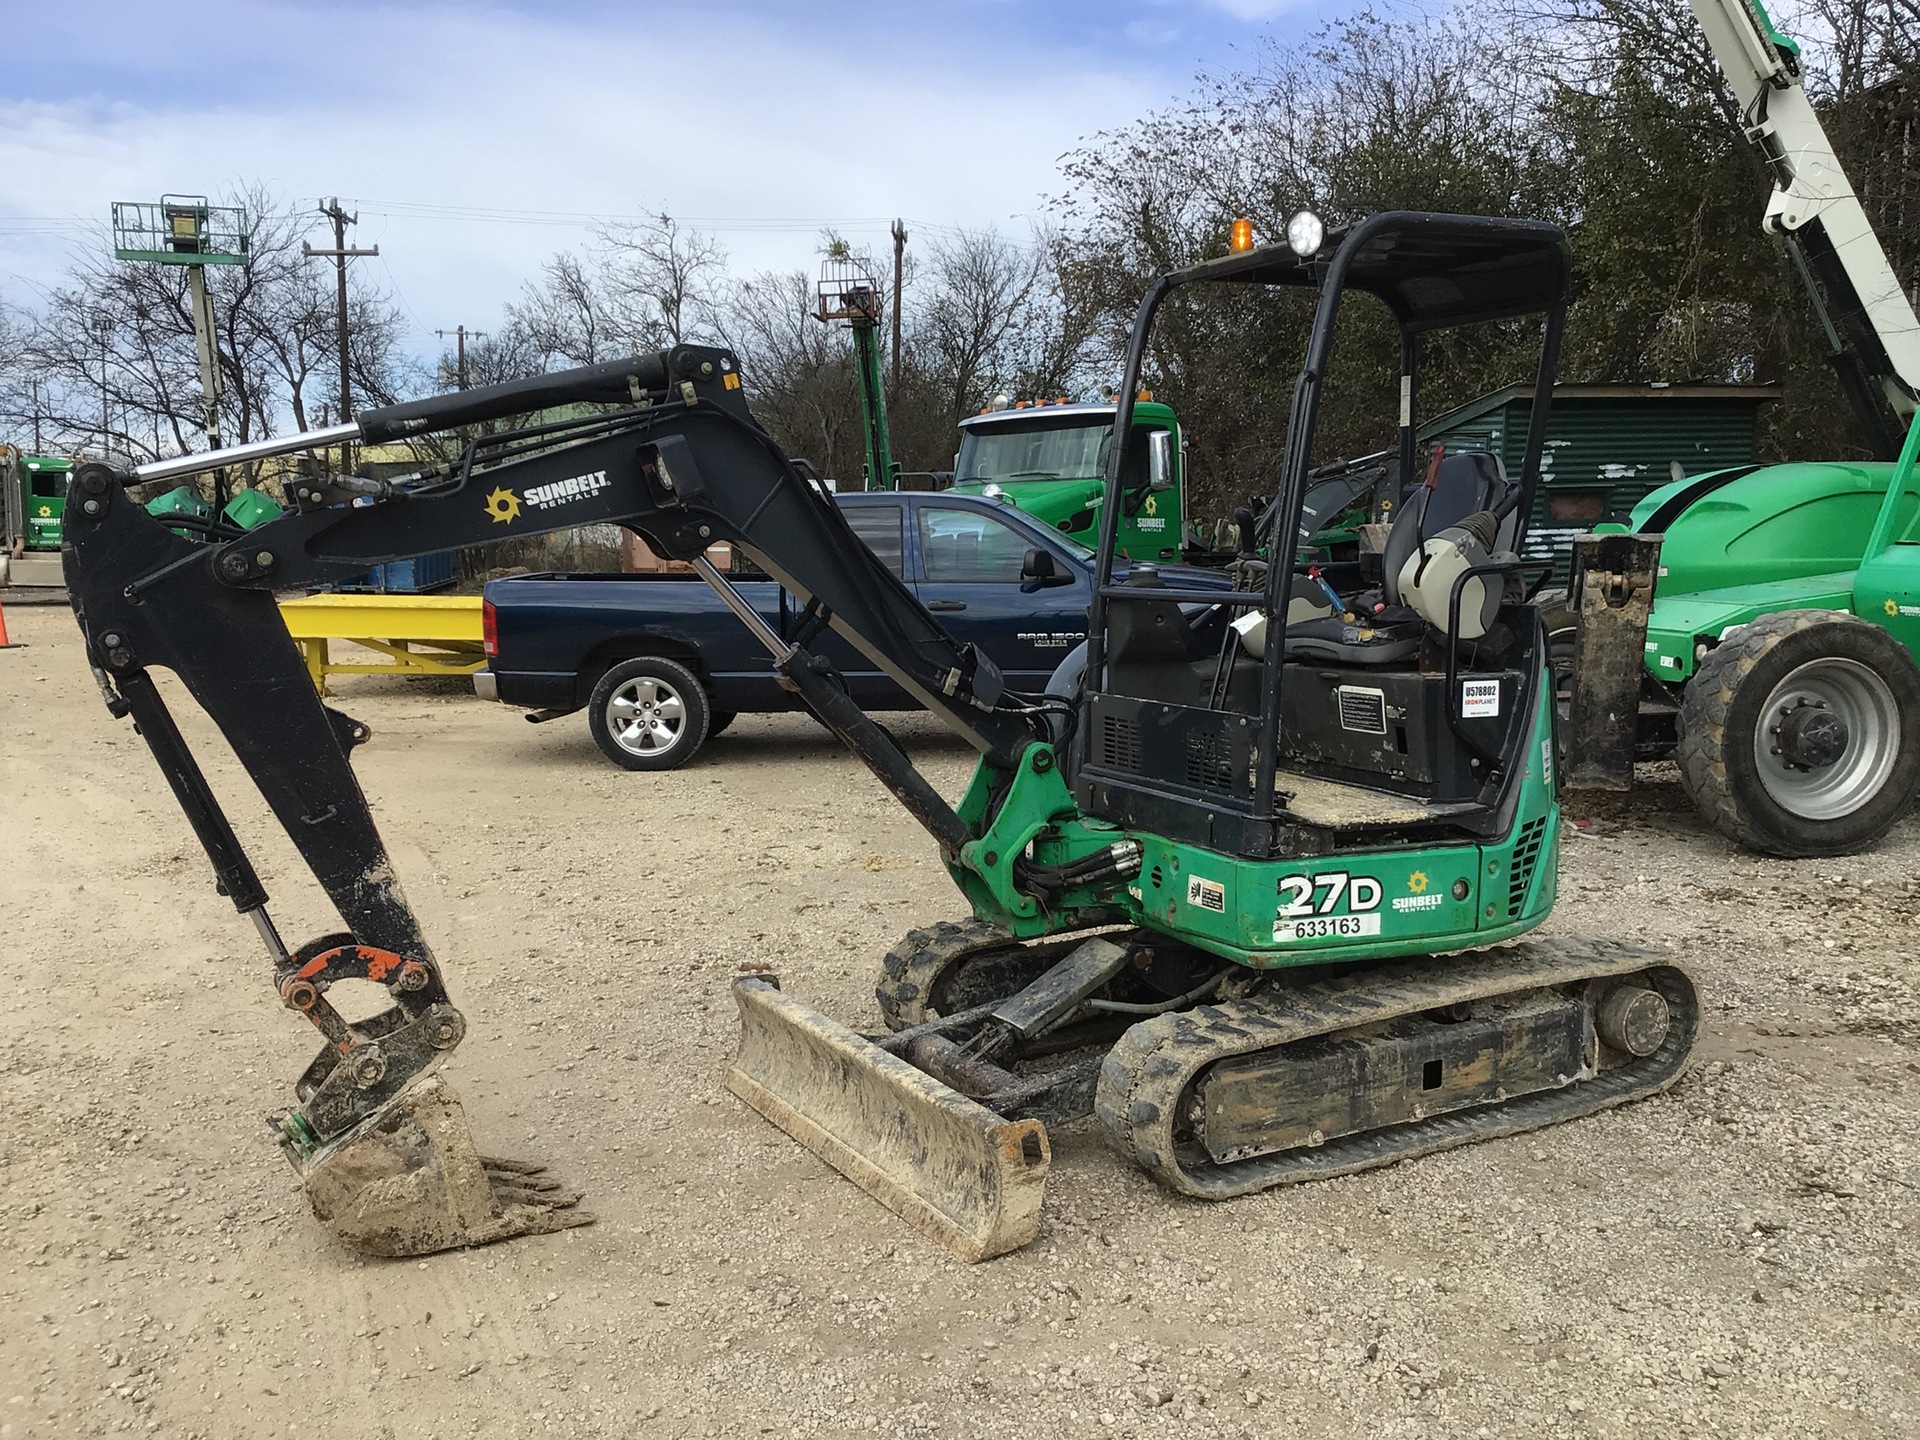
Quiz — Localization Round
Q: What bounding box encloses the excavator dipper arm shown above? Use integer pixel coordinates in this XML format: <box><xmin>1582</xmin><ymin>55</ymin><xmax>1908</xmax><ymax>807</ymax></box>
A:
<box><xmin>60</xmin><ymin>345</ymin><xmax>1045</xmax><ymax>1253</ymax></box>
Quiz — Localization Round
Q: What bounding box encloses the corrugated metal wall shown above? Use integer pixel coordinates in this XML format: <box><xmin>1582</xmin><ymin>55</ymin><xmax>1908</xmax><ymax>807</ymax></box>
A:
<box><xmin>1425</xmin><ymin>390</ymin><xmax>1769</xmax><ymax>586</ymax></box>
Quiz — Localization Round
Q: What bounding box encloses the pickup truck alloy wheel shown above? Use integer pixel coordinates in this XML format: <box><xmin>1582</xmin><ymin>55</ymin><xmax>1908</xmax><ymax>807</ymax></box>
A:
<box><xmin>588</xmin><ymin>656</ymin><xmax>712</xmax><ymax>771</ymax></box>
<box><xmin>1676</xmin><ymin>610</ymin><xmax>1920</xmax><ymax>856</ymax></box>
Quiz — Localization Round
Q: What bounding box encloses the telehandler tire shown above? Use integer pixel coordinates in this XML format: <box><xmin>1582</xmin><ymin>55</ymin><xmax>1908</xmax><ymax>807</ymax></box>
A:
<box><xmin>588</xmin><ymin>656</ymin><xmax>711</xmax><ymax>770</ymax></box>
<box><xmin>1675</xmin><ymin>610</ymin><xmax>1920</xmax><ymax>856</ymax></box>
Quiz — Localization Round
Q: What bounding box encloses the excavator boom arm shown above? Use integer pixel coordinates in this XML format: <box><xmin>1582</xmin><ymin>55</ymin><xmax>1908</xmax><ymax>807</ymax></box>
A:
<box><xmin>60</xmin><ymin>345</ymin><xmax>1041</xmax><ymax>1170</ymax></box>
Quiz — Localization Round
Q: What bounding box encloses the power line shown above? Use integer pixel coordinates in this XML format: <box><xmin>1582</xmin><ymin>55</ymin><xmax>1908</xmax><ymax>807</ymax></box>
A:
<box><xmin>330</xmin><ymin>199</ymin><xmax>981</xmax><ymax>241</ymax></box>
<box><xmin>0</xmin><ymin>218</ymin><xmax>93</xmax><ymax>235</ymax></box>
<box><xmin>0</xmin><ymin>207</ymin><xmax>1006</xmax><ymax>245</ymax></box>
<box><xmin>343</xmin><ymin>199</ymin><xmax>910</xmax><ymax>230</ymax></box>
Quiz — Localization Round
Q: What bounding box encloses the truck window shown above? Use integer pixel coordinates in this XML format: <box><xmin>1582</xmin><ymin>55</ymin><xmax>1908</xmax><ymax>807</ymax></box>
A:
<box><xmin>958</xmin><ymin>421</ymin><xmax>1110</xmax><ymax>483</ymax></box>
<box><xmin>843</xmin><ymin>504</ymin><xmax>904</xmax><ymax>577</ymax></box>
<box><xmin>917</xmin><ymin>506</ymin><xmax>1032</xmax><ymax>583</ymax></box>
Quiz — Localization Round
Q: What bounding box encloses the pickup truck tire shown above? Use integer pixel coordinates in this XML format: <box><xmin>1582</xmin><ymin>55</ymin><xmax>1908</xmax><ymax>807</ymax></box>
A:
<box><xmin>1675</xmin><ymin>610</ymin><xmax>1920</xmax><ymax>857</ymax></box>
<box><xmin>587</xmin><ymin>656</ymin><xmax>712</xmax><ymax>771</ymax></box>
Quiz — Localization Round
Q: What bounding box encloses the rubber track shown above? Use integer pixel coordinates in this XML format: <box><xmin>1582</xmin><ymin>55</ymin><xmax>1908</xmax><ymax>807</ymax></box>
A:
<box><xmin>875</xmin><ymin>919</ymin><xmax>1108</xmax><ymax>1032</ymax></box>
<box><xmin>877</xmin><ymin>920</ymin><xmax>1013</xmax><ymax>1032</ymax></box>
<box><xmin>1674</xmin><ymin>608</ymin><xmax>1835</xmax><ymax>853</ymax></box>
<box><xmin>1094</xmin><ymin>937</ymin><xmax>1697</xmax><ymax>1198</ymax></box>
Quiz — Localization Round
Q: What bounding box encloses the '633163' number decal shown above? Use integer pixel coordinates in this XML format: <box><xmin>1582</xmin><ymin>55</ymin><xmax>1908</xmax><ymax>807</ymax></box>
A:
<box><xmin>1274</xmin><ymin>870</ymin><xmax>1383</xmax><ymax>943</ymax></box>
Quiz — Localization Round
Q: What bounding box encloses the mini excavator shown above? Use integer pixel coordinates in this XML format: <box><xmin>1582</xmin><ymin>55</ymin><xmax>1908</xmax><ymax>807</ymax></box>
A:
<box><xmin>61</xmin><ymin>212</ymin><xmax>1697</xmax><ymax>1260</ymax></box>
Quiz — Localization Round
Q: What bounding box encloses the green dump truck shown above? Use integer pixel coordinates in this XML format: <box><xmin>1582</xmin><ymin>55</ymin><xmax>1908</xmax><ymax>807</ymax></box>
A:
<box><xmin>2</xmin><ymin>450</ymin><xmax>75</xmax><ymax>588</ymax></box>
<box><xmin>948</xmin><ymin>399</ymin><xmax>1186</xmax><ymax>563</ymax></box>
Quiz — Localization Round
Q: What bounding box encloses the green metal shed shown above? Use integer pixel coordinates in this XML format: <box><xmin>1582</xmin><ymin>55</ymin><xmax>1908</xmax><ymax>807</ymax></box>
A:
<box><xmin>1419</xmin><ymin>383</ymin><xmax>1778</xmax><ymax>583</ymax></box>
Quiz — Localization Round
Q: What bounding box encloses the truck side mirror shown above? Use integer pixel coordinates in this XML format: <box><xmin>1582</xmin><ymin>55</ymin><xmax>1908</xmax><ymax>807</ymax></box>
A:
<box><xmin>1020</xmin><ymin>547</ymin><xmax>1068</xmax><ymax>588</ymax></box>
<box><xmin>1148</xmin><ymin>429</ymin><xmax>1175</xmax><ymax>490</ymax></box>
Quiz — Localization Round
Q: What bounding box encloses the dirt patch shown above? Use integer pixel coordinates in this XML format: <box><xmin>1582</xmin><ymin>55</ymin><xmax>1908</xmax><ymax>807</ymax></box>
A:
<box><xmin>1</xmin><ymin>600</ymin><xmax>1915</xmax><ymax>1438</ymax></box>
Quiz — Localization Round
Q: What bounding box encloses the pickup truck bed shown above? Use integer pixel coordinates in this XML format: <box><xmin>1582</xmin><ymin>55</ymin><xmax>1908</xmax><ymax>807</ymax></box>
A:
<box><xmin>480</xmin><ymin>491</ymin><xmax>1228</xmax><ymax>768</ymax></box>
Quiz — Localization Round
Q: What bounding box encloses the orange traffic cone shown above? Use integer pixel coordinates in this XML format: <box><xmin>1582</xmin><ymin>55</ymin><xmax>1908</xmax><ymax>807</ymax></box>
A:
<box><xmin>0</xmin><ymin>593</ymin><xmax>18</xmax><ymax>650</ymax></box>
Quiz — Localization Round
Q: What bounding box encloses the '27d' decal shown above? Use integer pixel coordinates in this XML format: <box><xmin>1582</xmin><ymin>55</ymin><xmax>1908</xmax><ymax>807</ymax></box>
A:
<box><xmin>1274</xmin><ymin>870</ymin><xmax>1383</xmax><ymax>943</ymax></box>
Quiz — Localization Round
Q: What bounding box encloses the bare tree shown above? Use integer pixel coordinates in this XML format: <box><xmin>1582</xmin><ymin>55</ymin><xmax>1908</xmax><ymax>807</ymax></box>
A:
<box><xmin>909</xmin><ymin>228</ymin><xmax>1053</xmax><ymax>417</ymax></box>
<box><xmin>722</xmin><ymin>266</ymin><xmax>865</xmax><ymax>481</ymax></box>
<box><xmin>505</xmin><ymin>252</ymin><xmax>621</xmax><ymax>370</ymax></box>
<box><xmin>497</xmin><ymin>214</ymin><xmax>728</xmax><ymax>378</ymax></box>
<box><xmin>596</xmin><ymin>213</ymin><xmax>728</xmax><ymax>347</ymax></box>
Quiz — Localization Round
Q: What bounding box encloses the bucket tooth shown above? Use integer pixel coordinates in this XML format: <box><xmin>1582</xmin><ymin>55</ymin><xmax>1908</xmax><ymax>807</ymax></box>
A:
<box><xmin>295</xmin><ymin>1075</ymin><xmax>593</xmax><ymax>1257</ymax></box>
<box><xmin>726</xmin><ymin>977</ymin><xmax>1048</xmax><ymax>1262</ymax></box>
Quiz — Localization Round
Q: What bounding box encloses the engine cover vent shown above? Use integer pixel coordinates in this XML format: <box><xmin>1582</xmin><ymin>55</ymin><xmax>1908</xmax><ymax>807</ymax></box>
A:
<box><xmin>1100</xmin><ymin>715</ymin><xmax>1143</xmax><ymax>773</ymax></box>
<box><xmin>1185</xmin><ymin>730</ymin><xmax>1233</xmax><ymax>790</ymax></box>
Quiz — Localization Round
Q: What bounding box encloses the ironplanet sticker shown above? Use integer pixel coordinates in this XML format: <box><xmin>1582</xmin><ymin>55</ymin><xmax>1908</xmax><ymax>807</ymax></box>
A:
<box><xmin>1460</xmin><ymin>679</ymin><xmax>1501</xmax><ymax>718</ymax></box>
<box><xmin>525</xmin><ymin>469</ymin><xmax>612</xmax><ymax>510</ymax></box>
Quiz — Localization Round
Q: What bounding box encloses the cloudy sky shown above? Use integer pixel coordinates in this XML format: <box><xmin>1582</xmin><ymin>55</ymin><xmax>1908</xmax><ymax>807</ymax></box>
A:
<box><xmin>2</xmin><ymin>0</ymin><xmax>1332</xmax><ymax>367</ymax></box>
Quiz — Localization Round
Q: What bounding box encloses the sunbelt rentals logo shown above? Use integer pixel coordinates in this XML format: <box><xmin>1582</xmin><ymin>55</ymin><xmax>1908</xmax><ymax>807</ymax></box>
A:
<box><xmin>482</xmin><ymin>469</ymin><xmax>613</xmax><ymax>525</ymax></box>
<box><xmin>526</xmin><ymin>469</ymin><xmax>612</xmax><ymax>510</ymax></box>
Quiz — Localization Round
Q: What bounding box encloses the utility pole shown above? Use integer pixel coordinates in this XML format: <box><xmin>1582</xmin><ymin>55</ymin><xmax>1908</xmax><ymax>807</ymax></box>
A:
<box><xmin>184</xmin><ymin>264</ymin><xmax>231</xmax><ymax>505</ymax></box>
<box><xmin>436</xmin><ymin>325</ymin><xmax>488</xmax><ymax>390</ymax></box>
<box><xmin>92</xmin><ymin>311</ymin><xmax>113</xmax><ymax>452</ymax></box>
<box><xmin>890</xmin><ymin>219</ymin><xmax>907</xmax><ymax>395</ymax></box>
<box><xmin>30</xmin><ymin>379</ymin><xmax>41</xmax><ymax>453</ymax></box>
<box><xmin>304</xmin><ymin>199</ymin><xmax>378</xmax><ymax>472</ymax></box>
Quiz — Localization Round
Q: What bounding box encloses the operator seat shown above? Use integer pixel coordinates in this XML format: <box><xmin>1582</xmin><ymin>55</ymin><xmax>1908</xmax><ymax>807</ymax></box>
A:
<box><xmin>1284</xmin><ymin>451</ymin><xmax>1518</xmax><ymax>664</ymax></box>
<box><xmin>1379</xmin><ymin>452</ymin><xmax>1519</xmax><ymax>604</ymax></box>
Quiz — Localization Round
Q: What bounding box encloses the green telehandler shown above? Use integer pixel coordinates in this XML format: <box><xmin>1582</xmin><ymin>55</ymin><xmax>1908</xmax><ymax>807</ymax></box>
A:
<box><xmin>1562</xmin><ymin>0</ymin><xmax>1920</xmax><ymax>858</ymax></box>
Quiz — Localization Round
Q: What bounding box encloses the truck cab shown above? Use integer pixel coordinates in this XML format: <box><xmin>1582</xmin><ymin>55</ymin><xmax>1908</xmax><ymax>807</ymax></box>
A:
<box><xmin>19</xmin><ymin>455</ymin><xmax>71</xmax><ymax>549</ymax></box>
<box><xmin>948</xmin><ymin>399</ymin><xmax>1185</xmax><ymax>562</ymax></box>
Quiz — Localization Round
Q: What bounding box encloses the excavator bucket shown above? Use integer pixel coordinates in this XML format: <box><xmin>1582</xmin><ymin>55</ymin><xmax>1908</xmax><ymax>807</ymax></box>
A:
<box><xmin>726</xmin><ymin>977</ymin><xmax>1049</xmax><ymax>1262</ymax></box>
<box><xmin>293</xmin><ymin>1076</ymin><xmax>593</xmax><ymax>1257</ymax></box>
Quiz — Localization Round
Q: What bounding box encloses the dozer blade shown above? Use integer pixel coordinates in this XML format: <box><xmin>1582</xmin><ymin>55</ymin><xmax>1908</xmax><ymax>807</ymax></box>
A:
<box><xmin>726</xmin><ymin>976</ymin><xmax>1049</xmax><ymax>1262</ymax></box>
<box><xmin>294</xmin><ymin>1076</ymin><xmax>594</xmax><ymax>1257</ymax></box>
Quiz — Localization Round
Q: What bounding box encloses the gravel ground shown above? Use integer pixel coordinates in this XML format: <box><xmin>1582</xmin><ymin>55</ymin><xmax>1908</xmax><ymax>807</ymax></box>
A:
<box><xmin>1</xmin><ymin>598</ymin><xmax>1915</xmax><ymax>1439</ymax></box>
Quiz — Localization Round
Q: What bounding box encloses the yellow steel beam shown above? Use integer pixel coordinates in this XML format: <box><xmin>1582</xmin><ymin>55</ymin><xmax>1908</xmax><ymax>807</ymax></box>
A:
<box><xmin>278</xmin><ymin>592</ymin><xmax>483</xmax><ymax>643</ymax></box>
<box><xmin>278</xmin><ymin>593</ymin><xmax>486</xmax><ymax>695</ymax></box>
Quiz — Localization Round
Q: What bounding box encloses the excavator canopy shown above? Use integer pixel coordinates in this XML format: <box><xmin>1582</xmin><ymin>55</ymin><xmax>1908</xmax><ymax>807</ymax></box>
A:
<box><xmin>1171</xmin><ymin>211</ymin><xmax>1572</xmax><ymax>331</ymax></box>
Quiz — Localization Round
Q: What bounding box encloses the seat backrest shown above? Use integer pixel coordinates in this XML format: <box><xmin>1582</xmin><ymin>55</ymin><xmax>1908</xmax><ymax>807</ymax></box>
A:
<box><xmin>1381</xmin><ymin>451</ymin><xmax>1516</xmax><ymax>605</ymax></box>
<box><xmin>1104</xmin><ymin>572</ymin><xmax>1203</xmax><ymax>704</ymax></box>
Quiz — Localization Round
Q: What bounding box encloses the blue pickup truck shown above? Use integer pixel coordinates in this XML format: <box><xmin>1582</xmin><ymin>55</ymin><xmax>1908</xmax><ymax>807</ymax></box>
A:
<box><xmin>478</xmin><ymin>491</ymin><xmax>1226</xmax><ymax>769</ymax></box>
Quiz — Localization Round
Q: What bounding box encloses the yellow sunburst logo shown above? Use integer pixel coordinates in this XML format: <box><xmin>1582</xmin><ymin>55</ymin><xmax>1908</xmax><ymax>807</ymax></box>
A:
<box><xmin>484</xmin><ymin>486</ymin><xmax>522</xmax><ymax>525</ymax></box>
<box><xmin>1143</xmin><ymin>495</ymin><xmax>1158</xmax><ymax>516</ymax></box>
<box><xmin>1407</xmin><ymin>870</ymin><xmax>1429</xmax><ymax>894</ymax></box>
<box><xmin>1885</xmin><ymin>598</ymin><xmax>1900</xmax><ymax>617</ymax></box>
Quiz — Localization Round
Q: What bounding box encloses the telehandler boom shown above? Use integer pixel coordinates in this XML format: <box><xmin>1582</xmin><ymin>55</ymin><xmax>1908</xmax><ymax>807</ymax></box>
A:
<box><xmin>1688</xmin><ymin>0</ymin><xmax>1918</xmax><ymax>459</ymax></box>
<box><xmin>61</xmin><ymin>212</ymin><xmax>1696</xmax><ymax>1260</ymax></box>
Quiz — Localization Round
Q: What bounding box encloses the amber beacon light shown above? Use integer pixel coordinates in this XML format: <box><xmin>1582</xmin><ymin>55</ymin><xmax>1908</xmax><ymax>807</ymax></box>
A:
<box><xmin>1228</xmin><ymin>217</ymin><xmax>1256</xmax><ymax>253</ymax></box>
